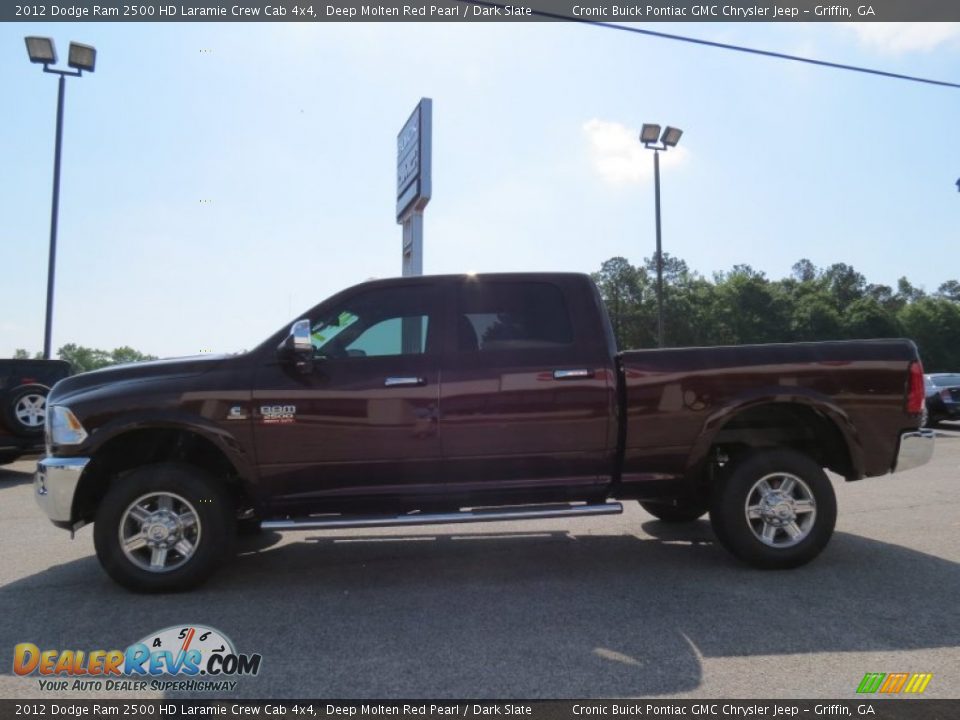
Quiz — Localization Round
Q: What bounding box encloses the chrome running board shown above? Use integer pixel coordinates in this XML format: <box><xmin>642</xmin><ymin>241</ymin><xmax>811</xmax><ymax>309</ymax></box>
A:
<box><xmin>261</xmin><ymin>502</ymin><xmax>623</xmax><ymax>532</ymax></box>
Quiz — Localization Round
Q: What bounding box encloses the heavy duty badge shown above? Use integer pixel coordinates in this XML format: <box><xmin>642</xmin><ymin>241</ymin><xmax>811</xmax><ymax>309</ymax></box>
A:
<box><xmin>260</xmin><ymin>405</ymin><xmax>296</xmax><ymax>424</ymax></box>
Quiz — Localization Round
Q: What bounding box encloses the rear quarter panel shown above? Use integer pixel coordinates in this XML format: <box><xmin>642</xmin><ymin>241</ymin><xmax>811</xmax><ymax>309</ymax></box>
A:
<box><xmin>618</xmin><ymin>340</ymin><xmax>918</xmax><ymax>491</ymax></box>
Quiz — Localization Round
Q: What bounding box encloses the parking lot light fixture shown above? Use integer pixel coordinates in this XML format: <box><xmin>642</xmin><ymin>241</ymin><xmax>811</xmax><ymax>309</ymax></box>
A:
<box><xmin>24</xmin><ymin>37</ymin><xmax>96</xmax><ymax>360</ymax></box>
<box><xmin>639</xmin><ymin>123</ymin><xmax>684</xmax><ymax>348</ymax></box>
<box><xmin>68</xmin><ymin>42</ymin><xmax>97</xmax><ymax>72</ymax></box>
<box><xmin>661</xmin><ymin>126</ymin><xmax>683</xmax><ymax>147</ymax></box>
<box><xmin>640</xmin><ymin>123</ymin><xmax>661</xmax><ymax>145</ymax></box>
<box><xmin>25</xmin><ymin>36</ymin><xmax>56</xmax><ymax>65</ymax></box>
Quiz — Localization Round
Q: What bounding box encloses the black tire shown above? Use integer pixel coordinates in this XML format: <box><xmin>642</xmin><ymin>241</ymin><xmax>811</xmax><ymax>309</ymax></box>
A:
<box><xmin>710</xmin><ymin>448</ymin><xmax>836</xmax><ymax>569</ymax></box>
<box><xmin>4</xmin><ymin>384</ymin><xmax>49</xmax><ymax>438</ymax></box>
<box><xmin>93</xmin><ymin>463</ymin><xmax>236</xmax><ymax>592</ymax></box>
<box><xmin>640</xmin><ymin>499</ymin><xmax>709</xmax><ymax>523</ymax></box>
<box><xmin>0</xmin><ymin>452</ymin><xmax>23</xmax><ymax>465</ymax></box>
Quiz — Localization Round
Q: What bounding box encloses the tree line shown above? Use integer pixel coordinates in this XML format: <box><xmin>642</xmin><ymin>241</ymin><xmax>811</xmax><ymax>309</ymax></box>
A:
<box><xmin>13</xmin><ymin>345</ymin><xmax>158</xmax><ymax>373</ymax></box>
<box><xmin>591</xmin><ymin>255</ymin><xmax>960</xmax><ymax>372</ymax></box>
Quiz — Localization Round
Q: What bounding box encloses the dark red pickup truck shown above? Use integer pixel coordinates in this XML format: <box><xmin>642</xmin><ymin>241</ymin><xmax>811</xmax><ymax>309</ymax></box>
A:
<box><xmin>34</xmin><ymin>273</ymin><xmax>933</xmax><ymax>591</ymax></box>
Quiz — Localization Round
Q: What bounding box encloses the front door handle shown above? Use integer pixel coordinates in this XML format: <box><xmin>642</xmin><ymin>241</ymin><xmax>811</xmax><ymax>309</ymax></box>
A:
<box><xmin>553</xmin><ymin>369</ymin><xmax>594</xmax><ymax>380</ymax></box>
<box><xmin>384</xmin><ymin>376</ymin><xmax>426</xmax><ymax>387</ymax></box>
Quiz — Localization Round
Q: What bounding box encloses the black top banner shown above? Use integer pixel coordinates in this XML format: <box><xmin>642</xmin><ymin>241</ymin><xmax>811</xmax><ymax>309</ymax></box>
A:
<box><xmin>5</xmin><ymin>0</ymin><xmax>960</xmax><ymax>22</ymax></box>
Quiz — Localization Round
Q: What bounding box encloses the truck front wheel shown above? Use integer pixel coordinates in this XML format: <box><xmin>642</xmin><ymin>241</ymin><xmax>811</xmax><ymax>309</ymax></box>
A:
<box><xmin>93</xmin><ymin>463</ymin><xmax>236</xmax><ymax>592</ymax></box>
<box><xmin>710</xmin><ymin>449</ymin><xmax>836</xmax><ymax>569</ymax></box>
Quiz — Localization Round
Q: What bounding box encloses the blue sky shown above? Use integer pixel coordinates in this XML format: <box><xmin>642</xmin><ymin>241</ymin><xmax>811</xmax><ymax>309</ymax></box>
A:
<box><xmin>2</xmin><ymin>21</ymin><xmax>959</xmax><ymax>357</ymax></box>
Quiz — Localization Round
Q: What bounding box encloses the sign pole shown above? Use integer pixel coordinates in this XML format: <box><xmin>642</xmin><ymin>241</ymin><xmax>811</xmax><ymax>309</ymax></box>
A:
<box><xmin>401</xmin><ymin>210</ymin><xmax>423</xmax><ymax>277</ymax></box>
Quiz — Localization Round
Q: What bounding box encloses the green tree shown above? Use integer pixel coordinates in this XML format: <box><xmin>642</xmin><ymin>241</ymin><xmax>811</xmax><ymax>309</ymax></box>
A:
<box><xmin>12</xmin><ymin>349</ymin><xmax>43</xmax><ymax>359</ymax></box>
<box><xmin>56</xmin><ymin>344</ymin><xmax>158</xmax><ymax>373</ymax></box>
<box><xmin>713</xmin><ymin>265</ymin><xmax>788</xmax><ymax>344</ymax></box>
<box><xmin>109</xmin><ymin>346</ymin><xmax>158</xmax><ymax>365</ymax></box>
<box><xmin>590</xmin><ymin>257</ymin><xmax>652</xmax><ymax>349</ymax></box>
<box><xmin>896</xmin><ymin>277</ymin><xmax>926</xmax><ymax>304</ymax></box>
<box><xmin>791</xmin><ymin>259</ymin><xmax>818</xmax><ymax>282</ymax></box>
<box><xmin>897</xmin><ymin>298</ymin><xmax>960</xmax><ymax>371</ymax></box>
<box><xmin>936</xmin><ymin>280</ymin><xmax>960</xmax><ymax>303</ymax></box>
<box><xmin>791</xmin><ymin>293</ymin><xmax>842</xmax><ymax>341</ymax></box>
<box><xmin>822</xmin><ymin>263</ymin><xmax>866</xmax><ymax>309</ymax></box>
<box><xmin>842</xmin><ymin>297</ymin><xmax>902</xmax><ymax>339</ymax></box>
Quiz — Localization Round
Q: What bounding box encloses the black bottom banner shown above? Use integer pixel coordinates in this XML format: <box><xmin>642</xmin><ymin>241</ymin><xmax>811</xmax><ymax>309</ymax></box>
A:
<box><xmin>1</xmin><ymin>701</ymin><xmax>956</xmax><ymax>720</ymax></box>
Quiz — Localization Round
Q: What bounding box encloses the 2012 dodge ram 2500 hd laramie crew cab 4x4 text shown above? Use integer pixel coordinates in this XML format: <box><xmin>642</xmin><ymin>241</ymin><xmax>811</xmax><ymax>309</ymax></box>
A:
<box><xmin>34</xmin><ymin>273</ymin><xmax>934</xmax><ymax>591</ymax></box>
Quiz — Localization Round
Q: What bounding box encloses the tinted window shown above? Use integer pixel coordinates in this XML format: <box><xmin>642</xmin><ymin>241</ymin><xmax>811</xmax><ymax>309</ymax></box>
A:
<box><xmin>311</xmin><ymin>285</ymin><xmax>433</xmax><ymax>358</ymax></box>
<box><xmin>457</xmin><ymin>282</ymin><xmax>573</xmax><ymax>352</ymax></box>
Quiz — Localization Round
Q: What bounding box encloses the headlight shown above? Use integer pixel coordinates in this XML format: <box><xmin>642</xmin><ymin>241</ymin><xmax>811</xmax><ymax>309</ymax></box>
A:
<box><xmin>48</xmin><ymin>406</ymin><xmax>88</xmax><ymax>446</ymax></box>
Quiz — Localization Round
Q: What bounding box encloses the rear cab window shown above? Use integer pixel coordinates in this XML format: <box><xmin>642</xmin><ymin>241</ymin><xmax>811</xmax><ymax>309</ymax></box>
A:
<box><xmin>455</xmin><ymin>281</ymin><xmax>574</xmax><ymax>354</ymax></box>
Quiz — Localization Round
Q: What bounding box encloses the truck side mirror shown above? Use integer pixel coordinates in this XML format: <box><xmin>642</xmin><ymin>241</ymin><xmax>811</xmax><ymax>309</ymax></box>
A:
<box><xmin>278</xmin><ymin>319</ymin><xmax>313</xmax><ymax>373</ymax></box>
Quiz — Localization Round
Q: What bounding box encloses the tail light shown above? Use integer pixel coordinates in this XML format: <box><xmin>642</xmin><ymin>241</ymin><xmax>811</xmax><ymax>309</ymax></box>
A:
<box><xmin>906</xmin><ymin>360</ymin><xmax>925</xmax><ymax>414</ymax></box>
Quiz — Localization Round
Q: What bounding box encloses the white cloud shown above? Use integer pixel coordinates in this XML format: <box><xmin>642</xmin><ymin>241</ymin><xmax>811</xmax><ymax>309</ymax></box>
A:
<box><xmin>582</xmin><ymin>119</ymin><xmax>689</xmax><ymax>187</ymax></box>
<box><xmin>845</xmin><ymin>23</ymin><xmax>960</xmax><ymax>54</ymax></box>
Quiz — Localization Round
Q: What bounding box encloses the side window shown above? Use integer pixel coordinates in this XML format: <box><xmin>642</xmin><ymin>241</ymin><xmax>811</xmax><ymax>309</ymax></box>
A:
<box><xmin>457</xmin><ymin>282</ymin><xmax>573</xmax><ymax>352</ymax></box>
<box><xmin>345</xmin><ymin>316</ymin><xmax>429</xmax><ymax>356</ymax></box>
<box><xmin>311</xmin><ymin>286</ymin><xmax>433</xmax><ymax>358</ymax></box>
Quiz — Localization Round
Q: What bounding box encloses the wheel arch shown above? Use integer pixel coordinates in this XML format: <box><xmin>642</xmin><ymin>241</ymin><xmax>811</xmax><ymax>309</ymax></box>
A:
<box><xmin>686</xmin><ymin>391</ymin><xmax>865</xmax><ymax>486</ymax></box>
<box><xmin>73</xmin><ymin>423</ymin><xmax>258</xmax><ymax>525</ymax></box>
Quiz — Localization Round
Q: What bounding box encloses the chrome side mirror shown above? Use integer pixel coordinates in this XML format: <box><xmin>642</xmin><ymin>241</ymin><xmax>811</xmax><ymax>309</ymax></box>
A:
<box><xmin>278</xmin><ymin>318</ymin><xmax>313</xmax><ymax>372</ymax></box>
<box><xmin>290</xmin><ymin>319</ymin><xmax>312</xmax><ymax>353</ymax></box>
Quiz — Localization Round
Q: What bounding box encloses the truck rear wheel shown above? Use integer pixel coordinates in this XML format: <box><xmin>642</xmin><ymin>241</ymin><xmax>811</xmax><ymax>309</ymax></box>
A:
<box><xmin>93</xmin><ymin>463</ymin><xmax>235</xmax><ymax>592</ymax></box>
<box><xmin>710</xmin><ymin>448</ymin><xmax>836</xmax><ymax>569</ymax></box>
<box><xmin>640</xmin><ymin>499</ymin><xmax>708</xmax><ymax>523</ymax></box>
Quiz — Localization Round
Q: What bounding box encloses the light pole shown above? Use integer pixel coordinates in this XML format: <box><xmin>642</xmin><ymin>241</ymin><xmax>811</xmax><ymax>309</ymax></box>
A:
<box><xmin>24</xmin><ymin>37</ymin><xmax>96</xmax><ymax>360</ymax></box>
<box><xmin>640</xmin><ymin>123</ymin><xmax>683</xmax><ymax>348</ymax></box>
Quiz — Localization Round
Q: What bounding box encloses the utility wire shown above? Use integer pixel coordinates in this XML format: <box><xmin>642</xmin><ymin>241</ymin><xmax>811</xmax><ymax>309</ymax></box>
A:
<box><xmin>458</xmin><ymin>1</ymin><xmax>960</xmax><ymax>90</ymax></box>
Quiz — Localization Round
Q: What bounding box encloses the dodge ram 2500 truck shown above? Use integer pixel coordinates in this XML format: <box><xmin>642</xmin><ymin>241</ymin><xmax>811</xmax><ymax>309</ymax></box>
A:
<box><xmin>34</xmin><ymin>273</ymin><xmax>934</xmax><ymax>591</ymax></box>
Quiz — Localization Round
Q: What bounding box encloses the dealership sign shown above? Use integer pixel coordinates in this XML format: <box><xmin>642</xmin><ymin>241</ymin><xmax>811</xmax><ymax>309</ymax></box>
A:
<box><xmin>396</xmin><ymin>98</ymin><xmax>432</xmax><ymax>221</ymax></box>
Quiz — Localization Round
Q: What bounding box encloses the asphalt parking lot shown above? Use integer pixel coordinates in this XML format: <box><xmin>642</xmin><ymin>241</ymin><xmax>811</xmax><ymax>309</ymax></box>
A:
<box><xmin>2</xmin><ymin>426</ymin><xmax>959</xmax><ymax>700</ymax></box>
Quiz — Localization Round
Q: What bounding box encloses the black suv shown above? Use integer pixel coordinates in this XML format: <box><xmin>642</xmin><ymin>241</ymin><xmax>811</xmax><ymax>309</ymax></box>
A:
<box><xmin>0</xmin><ymin>359</ymin><xmax>71</xmax><ymax>464</ymax></box>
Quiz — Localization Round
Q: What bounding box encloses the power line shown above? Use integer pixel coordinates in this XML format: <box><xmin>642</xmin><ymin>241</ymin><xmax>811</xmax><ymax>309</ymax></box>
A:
<box><xmin>458</xmin><ymin>1</ymin><xmax>960</xmax><ymax>90</ymax></box>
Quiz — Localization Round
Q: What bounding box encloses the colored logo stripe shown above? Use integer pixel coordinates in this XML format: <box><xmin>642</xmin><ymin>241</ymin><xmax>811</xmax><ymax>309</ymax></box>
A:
<box><xmin>879</xmin><ymin>673</ymin><xmax>909</xmax><ymax>693</ymax></box>
<box><xmin>904</xmin><ymin>674</ymin><xmax>933</xmax><ymax>694</ymax></box>
<box><xmin>857</xmin><ymin>673</ymin><xmax>885</xmax><ymax>694</ymax></box>
<box><xmin>857</xmin><ymin>673</ymin><xmax>932</xmax><ymax>694</ymax></box>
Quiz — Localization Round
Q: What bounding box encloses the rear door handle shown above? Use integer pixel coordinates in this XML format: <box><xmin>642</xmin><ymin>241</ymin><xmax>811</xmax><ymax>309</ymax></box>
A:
<box><xmin>553</xmin><ymin>369</ymin><xmax>594</xmax><ymax>380</ymax></box>
<box><xmin>384</xmin><ymin>376</ymin><xmax>426</xmax><ymax>387</ymax></box>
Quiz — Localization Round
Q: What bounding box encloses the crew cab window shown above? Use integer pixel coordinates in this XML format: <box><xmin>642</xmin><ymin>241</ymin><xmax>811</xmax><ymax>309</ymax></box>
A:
<box><xmin>311</xmin><ymin>286</ymin><xmax>434</xmax><ymax>358</ymax></box>
<box><xmin>457</xmin><ymin>281</ymin><xmax>573</xmax><ymax>352</ymax></box>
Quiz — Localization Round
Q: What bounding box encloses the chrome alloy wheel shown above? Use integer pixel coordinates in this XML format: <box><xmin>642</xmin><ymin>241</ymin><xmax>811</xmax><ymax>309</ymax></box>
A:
<box><xmin>15</xmin><ymin>393</ymin><xmax>47</xmax><ymax>428</ymax></box>
<box><xmin>119</xmin><ymin>493</ymin><xmax>201</xmax><ymax>573</ymax></box>
<box><xmin>744</xmin><ymin>472</ymin><xmax>817</xmax><ymax>548</ymax></box>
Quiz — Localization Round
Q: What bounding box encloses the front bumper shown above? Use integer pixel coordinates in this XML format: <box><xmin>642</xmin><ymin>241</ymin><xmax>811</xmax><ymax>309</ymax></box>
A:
<box><xmin>892</xmin><ymin>430</ymin><xmax>935</xmax><ymax>473</ymax></box>
<box><xmin>34</xmin><ymin>456</ymin><xmax>89</xmax><ymax>524</ymax></box>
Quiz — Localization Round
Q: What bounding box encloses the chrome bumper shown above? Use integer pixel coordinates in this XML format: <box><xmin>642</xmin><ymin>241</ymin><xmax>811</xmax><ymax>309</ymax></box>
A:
<box><xmin>892</xmin><ymin>430</ymin><xmax>935</xmax><ymax>474</ymax></box>
<box><xmin>34</xmin><ymin>457</ymin><xmax>89</xmax><ymax>524</ymax></box>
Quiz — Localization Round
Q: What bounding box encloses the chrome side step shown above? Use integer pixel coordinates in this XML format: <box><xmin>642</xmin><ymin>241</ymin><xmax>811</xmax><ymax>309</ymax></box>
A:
<box><xmin>261</xmin><ymin>502</ymin><xmax>623</xmax><ymax>532</ymax></box>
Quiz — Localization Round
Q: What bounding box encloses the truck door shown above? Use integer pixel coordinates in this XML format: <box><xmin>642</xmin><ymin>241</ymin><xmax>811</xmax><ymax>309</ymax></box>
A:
<box><xmin>439</xmin><ymin>277</ymin><xmax>615</xmax><ymax>499</ymax></box>
<box><xmin>252</xmin><ymin>281</ymin><xmax>443</xmax><ymax>508</ymax></box>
